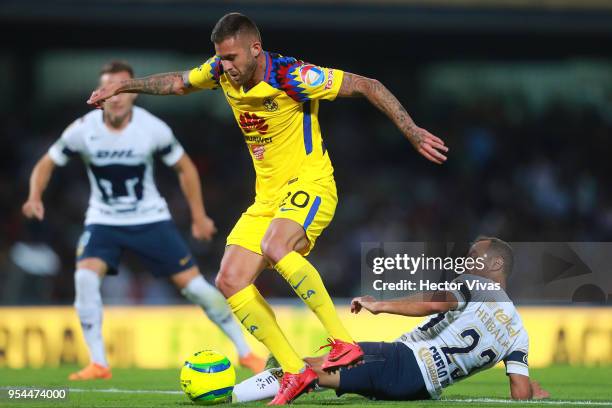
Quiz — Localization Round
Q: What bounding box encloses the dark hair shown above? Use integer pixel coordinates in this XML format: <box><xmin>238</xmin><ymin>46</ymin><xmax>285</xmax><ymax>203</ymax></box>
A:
<box><xmin>210</xmin><ymin>12</ymin><xmax>261</xmax><ymax>44</ymax></box>
<box><xmin>99</xmin><ymin>60</ymin><xmax>134</xmax><ymax>78</ymax></box>
<box><xmin>474</xmin><ymin>236</ymin><xmax>514</xmax><ymax>276</ymax></box>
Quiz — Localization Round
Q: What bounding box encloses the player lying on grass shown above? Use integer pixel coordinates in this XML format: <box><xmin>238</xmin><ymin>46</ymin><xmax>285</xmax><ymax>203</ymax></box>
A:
<box><xmin>23</xmin><ymin>60</ymin><xmax>264</xmax><ymax>380</ymax></box>
<box><xmin>231</xmin><ymin>237</ymin><xmax>550</xmax><ymax>402</ymax></box>
<box><xmin>86</xmin><ymin>12</ymin><xmax>448</xmax><ymax>405</ymax></box>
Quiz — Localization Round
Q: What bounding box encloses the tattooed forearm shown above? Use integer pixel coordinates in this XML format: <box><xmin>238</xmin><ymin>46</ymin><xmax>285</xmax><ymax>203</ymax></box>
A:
<box><xmin>338</xmin><ymin>72</ymin><xmax>420</xmax><ymax>143</ymax></box>
<box><xmin>118</xmin><ymin>72</ymin><xmax>187</xmax><ymax>95</ymax></box>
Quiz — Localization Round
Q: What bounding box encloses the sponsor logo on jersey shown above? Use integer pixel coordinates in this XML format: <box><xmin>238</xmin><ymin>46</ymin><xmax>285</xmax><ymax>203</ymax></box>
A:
<box><xmin>475</xmin><ymin>304</ymin><xmax>515</xmax><ymax>346</ymax></box>
<box><xmin>299</xmin><ymin>64</ymin><xmax>325</xmax><ymax>87</ymax></box>
<box><xmin>263</xmin><ymin>96</ymin><xmax>279</xmax><ymax>112</ymax></box>
<box><xmin>251</xmin><ymin>144</ymin><xmax>265</xmax><ymax>160</ymax></box>
<box><xmin>493</xmin><ymin>308</ymin><xmax>520</xmax><ymax>338</ymax></box>
<box><xmin>239</xmin><ymin>112</ymin><xmax>268</xmax><ymax>135</ymax></box>
<box><xmin>244</xmin><ymin>135</ymin><xmax>273</xmax><ymax>144</ymax></box>
<box><xmin>418</xmin><ymin>346</ymin><xmax>445</xmax><ymax>392</ymax></box>
<box><xmin>95</xmin><ymin>149</ymin><xmax>136</xmax><ymax>159</ymax></box>
<box><xmin>324</xmin><ymin>69</ymin><xmax>335</xmax><ymax>90</ymax></box>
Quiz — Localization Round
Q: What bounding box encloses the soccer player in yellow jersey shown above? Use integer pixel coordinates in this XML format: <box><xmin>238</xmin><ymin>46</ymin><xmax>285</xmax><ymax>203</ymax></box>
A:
<box><xmin>88</xmin><ymin>13</ymin><xmax>448</xmax><ymax>405</ymax></box>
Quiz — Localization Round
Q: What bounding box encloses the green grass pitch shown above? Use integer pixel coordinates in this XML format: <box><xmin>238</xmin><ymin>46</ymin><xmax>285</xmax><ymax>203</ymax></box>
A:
<box><xmin>1</xmin><ymin>366</ymin><xmax>611</xmax><ymax>407</ymax></box>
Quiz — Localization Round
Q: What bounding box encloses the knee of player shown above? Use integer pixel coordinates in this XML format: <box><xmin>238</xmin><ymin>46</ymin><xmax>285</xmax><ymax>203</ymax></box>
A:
<box><xmin>73</xmin><ymin>268</ymin><xmax>102</xmax><ymax>307</ymax></box>
<box><xmin>215</xmin><ymin>268</ymin><xmax>243</xmax><ymax>297</ymax></box>
<box><xmin>260</xmin><ymin>235</ymin><xmax>292</xmax><ymax>265</ymax></box>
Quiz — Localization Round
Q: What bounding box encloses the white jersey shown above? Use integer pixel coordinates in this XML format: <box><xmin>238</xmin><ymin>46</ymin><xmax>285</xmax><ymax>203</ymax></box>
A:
<box><xmin>396</xmin><ymin>274</ymin><xmax>529</xmax><ymax>399</ymax></box>
<box><xmin>48</xmin><ymin>107</ymin><xmax>184</xmax><ymax>226</ymax></box>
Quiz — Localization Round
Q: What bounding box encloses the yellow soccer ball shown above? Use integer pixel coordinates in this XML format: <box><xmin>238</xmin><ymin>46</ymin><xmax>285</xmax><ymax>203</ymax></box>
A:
<box><xmin>180</xmin><ymin>350</ymin><xmax>236</xmax><ymax>405</ymax></box>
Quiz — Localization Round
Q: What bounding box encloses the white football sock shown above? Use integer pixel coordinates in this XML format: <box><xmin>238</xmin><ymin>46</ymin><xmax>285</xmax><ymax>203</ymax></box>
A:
<box><xmin>232</xmin><ymin>368</ymin><xmax>282</xmax><ymax>402</ymax></box>
<box><xmin>181</xmin><ymin>275</ymin><xmax>251</xmax><ymax>358</ymax></box>
<box><xmin>74</xmin><ymin>268</ymin><xmax>107</xmax><ymax>367</ymax></box>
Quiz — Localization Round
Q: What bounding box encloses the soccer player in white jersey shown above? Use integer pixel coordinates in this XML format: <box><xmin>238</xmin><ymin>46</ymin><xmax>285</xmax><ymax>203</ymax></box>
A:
<box><xmin>22</xmin><ymin>61</ymin><xmax>264</xmax><ymax>380</ymax></box>
<box><xmin>231</xmin><ymin>237</ymin><xmax>550</xmax><ymax>402</ymax></box>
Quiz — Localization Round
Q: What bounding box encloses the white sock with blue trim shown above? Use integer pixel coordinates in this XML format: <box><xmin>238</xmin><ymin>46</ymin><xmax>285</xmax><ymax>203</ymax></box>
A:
<box><xmin>181</xmin><ymin>275</ymin><xmax>252</xmax><ymax>358</ymax></box>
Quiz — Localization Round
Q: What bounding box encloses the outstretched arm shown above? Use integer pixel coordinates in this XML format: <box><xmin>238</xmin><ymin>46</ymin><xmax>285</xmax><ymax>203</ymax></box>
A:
<box><xmin>338</xmin><ymin>72</ymin><xmax>448</xmax><ymax>164</ymax></box>
<box><xmin>173</xmin><ymin>154</ymin><xmax>217</xmax><ymax>241</ymax></box>
<box><xmin>22</xmin><ymin>154</ymin><xmax>56</xmax><ymax>221</ymax></box>
<box><xmin>350</xmin><ymin>291</ymin><xmax>458</xmax><ymax>317</ymax></box>
<box><xmin>87</xmin><ymin>71</ymin><xmax>197</xmax><ymax>108</ymax></box>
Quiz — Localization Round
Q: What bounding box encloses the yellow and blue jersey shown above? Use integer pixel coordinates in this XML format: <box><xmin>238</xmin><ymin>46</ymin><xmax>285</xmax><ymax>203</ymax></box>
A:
<box><xmin>188</xmin><ymin>52</ymin><xmax>344</xmax><ymax>203</ymax></box>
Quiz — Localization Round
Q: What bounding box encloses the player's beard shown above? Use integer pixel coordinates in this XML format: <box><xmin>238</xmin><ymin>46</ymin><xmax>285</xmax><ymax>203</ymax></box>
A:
<box><xmin>238</xmin><ymin>58</ymin><xmax>259</xmax><ymax>87</ymax></box>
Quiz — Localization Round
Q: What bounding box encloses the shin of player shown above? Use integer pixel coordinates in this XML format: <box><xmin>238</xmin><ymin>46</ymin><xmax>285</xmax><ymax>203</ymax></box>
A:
<box><xmin>175</xmin><ymin>267</ymin><xmax>264</xmax><ymax>372</ymax></box>
<box><xmin>73</xmin><ymin>259</ymin><xmax>111</xmax><ymax>379</ymax></box>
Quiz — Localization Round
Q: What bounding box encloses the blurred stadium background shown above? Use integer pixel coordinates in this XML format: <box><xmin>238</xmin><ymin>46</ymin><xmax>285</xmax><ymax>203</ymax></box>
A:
<box><xmin>1</xmin><ymin>0</ymin><xmax>611</xmax><ymax>372</ymax></box>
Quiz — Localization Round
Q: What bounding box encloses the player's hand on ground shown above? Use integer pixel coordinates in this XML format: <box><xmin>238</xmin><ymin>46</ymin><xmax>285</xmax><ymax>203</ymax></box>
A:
<box><xmin>22</xmin><ymin>199</ymin><xmax>45</xmax><ymax>220</ymax></box>
<box><xmin>408</xmin><ymin>127</ymin><xmax>448</xmax><ymax>164</ymax></box>
<box><xmin>87</xmin><ymin>82</ymin><xmax>122</xmax><ymax>109</ymax></box>
<box><xmin>351</xmin><ymin>295</ymin><xmax>379</xmax><ymax>314</ymax></box>
<box><xmin>192</xmin><ymin>215</ymin><xmax>217</xmax><ymax>241</ymax></box>
<box><xmin>530</xmin><ymin>380</ymin><xmax>550</xmax><ymax>400</ymax></box>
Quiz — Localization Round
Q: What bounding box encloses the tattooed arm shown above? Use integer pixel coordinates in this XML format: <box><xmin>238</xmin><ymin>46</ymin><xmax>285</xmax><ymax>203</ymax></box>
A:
<box><xmin>87</xmin><ymin>71</ymin><xmax>197</xmax><ymax>107</ymax></box>
<box><xmin>338</xmin><ymin>72</ymin><xmax>448</xmax><ymax>164</ymax></box>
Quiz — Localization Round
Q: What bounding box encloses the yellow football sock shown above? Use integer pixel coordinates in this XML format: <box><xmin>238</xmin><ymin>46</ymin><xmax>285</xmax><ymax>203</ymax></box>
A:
<box><xmin>276</xmin><ymin>251</ymin><xmax>353</xmax><ymax>343</ymax></box>
<box><xmin>226</xmin><ymin>284</ymin><xmax>304</xmax><ymax>373</ymax></box>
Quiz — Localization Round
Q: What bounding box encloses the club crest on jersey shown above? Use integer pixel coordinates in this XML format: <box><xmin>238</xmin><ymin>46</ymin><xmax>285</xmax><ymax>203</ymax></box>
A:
<box><xmin>299</xmin><ymin>64</ymin><xmax>325</xmax><ymax>87</ymax></box>
<box><xmin>251</xmin><ymin>144</ymin><xmax>265</xmax><ymax>160</ymax></box>
<box><xmin>262</xmin><ymin>96</ymin><xmax>279</xmax><ymax>112</ymax></box>
<box><xmin>239</xmin><ymin>112</ymin><xmax>268</xmax><ymax>135</ymax></box>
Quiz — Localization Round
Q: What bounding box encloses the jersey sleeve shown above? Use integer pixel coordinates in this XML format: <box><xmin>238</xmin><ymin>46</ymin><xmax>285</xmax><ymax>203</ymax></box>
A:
<box><xmin>504</xmin><ymin>332</ymin><xmax>529</xmax><ymax>377</ymax></box>
<box><xmin>279</xmin><ymin>60</ymin><xmax>344</xmax><ymax>102</ymax></box>
<box><xmin>188</xmin><ymin>56</ymin><xmax>223</xmax><ymax>90</ymax></box>
<box><xmin>448</xmin><ymin>274</ymin><xmax>473</xmax><ymax>311</ymax></box>
<box><xmin>155</xmin><ymin>122</ymin><xmax>185</xmax><ymax>167</ymax></box>
<box><xmin>48</xmin><ymin>119</ymin><xmax>85</xmax><ymax>166</ymax></box>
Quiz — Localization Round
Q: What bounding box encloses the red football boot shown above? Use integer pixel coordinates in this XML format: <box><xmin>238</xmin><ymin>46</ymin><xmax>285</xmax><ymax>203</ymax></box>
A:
<box><xmin>267</xmin><ymin>367</ymin><xmax>318</xmax><ymax>405</ymax></box>
<box><xmin>320</xmin><ymin>338</ymin><xmax>364</xmax><ymax>373</ymax></box>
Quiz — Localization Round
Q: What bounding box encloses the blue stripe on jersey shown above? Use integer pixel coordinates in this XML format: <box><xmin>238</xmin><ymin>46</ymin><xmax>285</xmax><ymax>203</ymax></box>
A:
<box><xmin>157</xmin><ymin>144</ymin><xmax>173</xmax><ymax>156</ymax></box>
<box><xmin>303</xmin><ymin>196</ymin><xmax>321</xmax><ymax>230</ymax></box>
<box><xmin>303</xmin><ymin>101</ymin><xmax>312</xmax><ymax>154</ymax></box>
<box><xmin>62</xmin><ymin>147</ymin><xmax>78</xmax><ymax>158</ymax></box>
<box><xmin>505</xmin><ymin>350</ymin><xmax>528</xmax><ymax>366</ymax></box>
<box><xmin>458</xmin><ymin>282</ymin><xmax>472</xmax><ymax>304</ymax></box>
